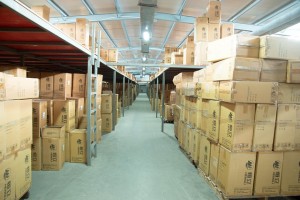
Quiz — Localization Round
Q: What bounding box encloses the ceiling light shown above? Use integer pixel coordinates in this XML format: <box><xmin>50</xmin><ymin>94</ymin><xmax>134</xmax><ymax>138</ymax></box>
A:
<box><xmin>143</xmin><ymin>31</ymin><xmax>150</xmax><ymax>41</ymax></box>
<box><xmin>142</xmin><ymin>56</ymin><xmax>147</xmax><ymax>62</ymax></box>
<box><xmin>142</xmin><ymin>67</ymin><xmax>146</xmax><ymax>70</ymax></box>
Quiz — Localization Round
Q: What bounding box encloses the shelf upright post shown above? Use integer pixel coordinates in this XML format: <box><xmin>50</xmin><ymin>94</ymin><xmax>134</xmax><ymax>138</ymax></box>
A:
<box><xmin>155</xmin><ymin>78</ymin><xmax>159</xmax><ymax>118</ymax></box>
<box><xmin>112</xmin><ymin>70</ymin><xmax>116</xmax><ymax>130</ymax></box>
<box><xmin>161</xmin><ymin>72</ymin><xmax>165</xmax><ymax>132</ymax></box>
<box><xmin>122</xmin><ymin>76</ymin><xmax>125</xmax><ymax>117</ymax></box>
<box><xmin>127</xmin><ymin>78</ymin><xmax>130</xmax><ymax>110</ymax></box>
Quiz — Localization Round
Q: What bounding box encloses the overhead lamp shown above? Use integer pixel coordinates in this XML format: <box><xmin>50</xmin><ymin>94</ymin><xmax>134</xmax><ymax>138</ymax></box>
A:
<box><xmin>143</xmin><ymin>31</ymin><xmax>150</xmax><ymax>41</ymax></box>
<box><xmin>142</xmin><ymin>67</ymin><xmax>146</xmax><ymax>70</ymax></box>
<box><xmin>142</xmin><ymin>56</ymin><xmax>147</xmax><ymax>62</ymax></box>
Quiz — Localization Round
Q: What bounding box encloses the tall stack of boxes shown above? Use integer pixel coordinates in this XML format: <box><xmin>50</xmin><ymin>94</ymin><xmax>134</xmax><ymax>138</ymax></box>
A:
<box><xmin>0</xmin><ymin>67</ymin><xmax>39</xmax><ymax>200</ymax></box>
<box><xmin>101</xmin><ymin>93</ymin><xmax>113</xmax><ymax>133</ymax></box>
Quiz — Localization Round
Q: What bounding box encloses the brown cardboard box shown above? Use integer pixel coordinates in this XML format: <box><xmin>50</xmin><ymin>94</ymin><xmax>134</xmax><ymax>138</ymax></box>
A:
<box><xmin>221</xmin><ymin>23</ymin><xmax>234</xmax><ymax>38</ymax></box>
<box><xmin>32</xmin><ymin>100</ymin><xmax>47</xmax><ymax>138</ymax></box>
<box><xmin>108</xmin><ymin>49</ymin><xmax>118</xmax><ymax>62</ymax></box>
<box><xmin>67</xmin><ymin>97</ymin><xmax>84</xmax><ymax>128</ymax></box>
<box><xmin>65</xmin><ymin>132</ymin><xmax>70</xmax><ymax>162</ymax></box>
<box><xmin>219</xmin><ymin>81</ymin><xmax>278</xmax><ymax>104</ymax></box>
<box><xmin>102</xmin><ymin>113</ymin><xmax>113</xmax><ymax>133</ymax></box>
<box><xmin>164</xmin><ymin>56</ymin><xmax>171</xmax><ymax>64</ymax></box>
<box><xmin>207</xmin><ymin>35</ymin><xmax>260</xmax><ymax>62</ymax></box>
<box><xmin>201</xmin><ymin>99</ymin><xmax>209</xmax><ymax>134</ymax></box>
<box><xmin>173</xmin><ymin>72</ymin><xmax>194</xmax><ymax>84</ymax></box>
<box><xmin>97</xmin><ymin>74</ymin><xmax>103</xmax><ymax>96</ymax></box>
<box><xmin>0</xmin><ymin>73</ymin><xmax>39</xmax><ymax>100</ymax></box>
<box><xmin>164</xmin><ymin>104</ymin><xmax>173</xmax><ymax>121</ymax></box>
<box><xmin>100</xmin><ymin>49</ymin><xmax>108</xmax><ymax>61</ymax></box>
<box><xmin>183</xmin><ymin>47</ymin><xmax>194</xmax><ymax>65</ymax></box>
<box><xmin>278</xmin><ymin>83</ymin><xmax>300</xmax><ymax>104</ymax></box>
<box><xmin>75</xmin><ymin>18</ymin><xmax>89</xmax><ymax>47</ymax></box>
<box><xmin>101</xmin><ymin>94</ymin><xmax>112</xmax><ymax>113</ymax></box>
<box><xmin>171</xmin><ymin>52</ymin><xmax>183</xmax><ymax>64</ymax></box>
<box><xmin>0</xmin><ymin>66</ymin><xmax>27</xmax><ymax>77</ymax></box>
<box><xmin>53</xmin><ymin>100</ymin><xmax>76</xmax><ymax>132</ymax></box>
<box><xmin>199</xmin><ymin>135</ymin><xmax>211</xmax><ymax>176</ymax></box>
<box><xmin>192</xmin><ymin>130</ymin><xmax>200</xmax><ymax>163</ymax></box>
<box><xmin>217</xmin><ymin>146</ymin><xmax>256</xmax><ymax>197</ymax></box>
<box><xmin>53</xmin><ymin>73</ymin><xmax>72</xmax><ymax>99</ymax></box>
<box><xmin>78</xmin><ymin>115</ymin><xmax>95</xmax><ymax>141</ymax></box>
<box><xmin>15</xmin><ymin>148</ymin><xmax>31</xmax><ymax>200</ymax></box>
<box><xmin>19</xmin><ymin>100</ymin><xmax>33</xmax><ymax>149</ymax></box>
<box><xmin>260</xmin><ymin>35</ymin><xmax>300</xmax><ymax>60</ymax></box>
<box><xmin>0</xmin><ymin>155</ymin><xmax>15</xmax><ymax>200</ymax></box>
<box><xmin>54</xmin><ymin>23</ymin><xmax>76</xmax><ymax>39</ymax></box>
<box><xmin>194</xmin><ymin>42</ymin><xmax>209</xmax><ymax>65</ymax></box>
<box><xmin>206</xmin><ymin>1</ymin><xmax>221</xmax><ymax>23</ymax></box>
<box><xmin>260</xmin><ymin>59</ymin><xmax>287</xmax><ymax>82</ymax></box>
<box><xmin>252</xmin><ymin>104</ymin><xmax>277</xmax><ymax>151</ymax></box>
<box><xmin>287</xmin><ymin>60</ymin><xmax>300</xmax><ymax>83</ymax></box>
<box><xmin>209</xmin><ymin>143</ymin><xmax>220</xmax><ymax>184</ymax></box>
<box><xmin>31</xmin><ymin>5</ymin><xmax>50</xmax><ymax>21</ymax></box>
<box><xmin>40</xmin><ymin>72</ymin><xmax>54</xmax><ymax>98</ymax></box>
<box><xmin>70</xmin><ymin>129</ymin><xmax>86</xmax><ymax>163</ymax></box>
<box><xmin>208</xmin><ymin>23</ymin><xmax>220</xmax><ymax>42</ymax></box>
<box><xmin>281</xmin><ymin>151</ymin><xmax>300</xmax><ymax>195</ymax></box>
<box><xmin>274</xmin><ymin>104</ymin><xmax>300</xmax><ymax>151</ymax></box>
<box><xmin>46</xmin><ymin>99</ymin><xmax>53</xmax><ymax>126</ymax></box>
<box><xmin>254</xmin><ymin>152</ymin><xmax>283</xmax><ymax>196</ymax></box>
<box><xmin>207</xmin><ymin>100</ymin><xmax>220</xmax><ymax>142</ymax></box>
<box><xmin>27</xmin><ymin>71</ymin><xmax>40</xmax><ymax>79</ymax></box>
<box><xmin>194</xmin><ymin>17</ymin><xmax>208</xmax><ymax>42</ymax></box>
<box><xmin>201</xmin><ymin>82</ymin><xmax>219</xmax><ymax>100</ymax></box>
<box><xmin>72</xmin><ymin>74</ymin><xmax>86</xmax><ymax>98</ymax></box>
<box><xmin>212</xmin><ymin>57</ymin><xmax>261</xmax><ymax>81</ymax></box>
<box><xmin>42</xmin><ymin>125</ymin><xmax>65</xmax><ymax>138</ymax></box>
<box><xmin>31</xmin><ymin>137</ymin><xmax>42</xmax><ymax>171</ymax></box>
<box><xmin>97</xmin><ymin>119</ymin><xmax>102</xmax><ymax>143</ymax></box>
<box><xmin>220</xmin><ymin>102</ymin><xmax>255</xmax><ymax>152</ymax></box>
<box><xmin>42</xmin><ymin>137</ymin><xmax>65</xmax><ymax>170</ymax></box>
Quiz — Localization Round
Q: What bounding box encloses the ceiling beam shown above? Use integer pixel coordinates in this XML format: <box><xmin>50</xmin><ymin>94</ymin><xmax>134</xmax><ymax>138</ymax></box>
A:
<box><xmin>228</xmin><ymin>0</ymin><xmax>261</xmax><ymax>22</ymax></box>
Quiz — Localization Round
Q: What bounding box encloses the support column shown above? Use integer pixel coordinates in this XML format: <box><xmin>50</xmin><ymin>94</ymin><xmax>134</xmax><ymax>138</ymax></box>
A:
<box><xmin>161</xmin><ymin>72</ymin><xmax>165</xmax><ymax>132</ymax></box>
<box><xmin>122</xmin><ymin>76</ymin><xmax>125</xmax><ymax>117</ymax></box>
<box><xmin>112</xmin><ymin>70</ymin><xmax>116</xmax><ymax>130</ymax></box>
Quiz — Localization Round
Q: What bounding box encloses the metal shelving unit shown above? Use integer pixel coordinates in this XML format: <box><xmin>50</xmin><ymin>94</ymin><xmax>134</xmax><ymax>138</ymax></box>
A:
<box><xmin>0</xmin><ymin>0</ymin><xmax>136</xmax><ymax>166</ymax></box>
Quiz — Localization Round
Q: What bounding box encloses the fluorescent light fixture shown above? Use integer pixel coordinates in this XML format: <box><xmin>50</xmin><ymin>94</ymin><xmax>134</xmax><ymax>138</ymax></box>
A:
<box><xmin>142</xmin><ymin>67</ymin><xmax>146</xmax><ymax>70</ymax></box>
<box><xmin>143</xmin><ymin>31</ymin><xmax>150</xmax><ymax>41</ymax></box>
<box><xmin>142</xmin><ymin>56</ymin><xmax>147</xmax><ymax>62</ymax></box>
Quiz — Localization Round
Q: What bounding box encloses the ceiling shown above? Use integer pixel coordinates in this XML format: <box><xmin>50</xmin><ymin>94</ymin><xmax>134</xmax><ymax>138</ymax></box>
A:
<box><xmin>12</xmin><ymin>0</ymin><xmax>300</xmax><ymax>75</ymax></box>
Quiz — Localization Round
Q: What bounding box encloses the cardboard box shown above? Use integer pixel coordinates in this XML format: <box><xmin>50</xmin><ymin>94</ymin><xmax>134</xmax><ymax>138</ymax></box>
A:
<box><xmin>53</xmin><ymin>73</ymin><xmax>72</xmax><ymax>99</ymax></box>
<box><xmin>217</xmin><ymin>146</ymin><xmax>256</xmax><ymax>197</ymax></box>
<box><xmin>260</xmin><ymin>35</ymin><xmax>300</xmax><ymax>60</ymax></box>
<box><xmin>42</xmin><ymin>137</ymin><xmax>65</xmax><ymax>170</ymax></box>
<box><xmin>46</xmin><ymin>99</ymin><xmax>53</xmax><ymax>126</ymax></box>
<box><xmin>164</xmin><ymin>104</ymin><xmax>174</xmax><ymax>121</ymax></box>
<box><xmin>220</xmin><ymin>102</ymin><xmax>255</xmax><ymax>152</ymax></box>
<box><xmin>65</xmin><ymin>132</ymin><xmax>70</xmax><ymax>162</ymax></box>
<box><xmin>209</xmin><ymin>143</ymin><xmax>220</xmax><ymax>184</ymax></box>
<box><xmin>201</xmin><ymin>99</ymin><xmax>209</xmax><ymax>134</ymax></box>
<box><xmin>171</xmin><ymin>52</ymin><xmax>183</xmax><ymax>64</ymax></box>
<box><xmin>0</xmin><ymin>66</ymin><xmax>27</xmax><ymax>77</ymax></box>
<box><xmin>274</xmin><ymin>104</ymin><xmax>300</xmax><ymax>151</ymax></box>
<box><xmin>15</xmin><ymin>148</ymin><xmax>31</xmax><ymax>200</ymax></box>
<box><xmin>54</xmin><ymin>23</ymin><xmax>76</xmax><ymax>39</ymax></box>
<box><xmin>0</xmin><ymin>73</ymin><xmax>39</xmax><ymax>100</ymax></box>
<box><xmin>101</xmin><ymin>113</ymin><xmax>113</xmax><ymax>133</ymax></box>
<box><xmin>212</xmin><ymin>57</ymin><xmax>261</xmax><ymax>81</ymax></box>
<box><xmin>0</xmin><ymin>155</ymin><xmax>15</xmax><ymax>200</ymax></box>
<box><xmin>53</xmin><ymin>100</ymin><xmax>76</xmax><ymax>132</ymax></box>
<box><xmin>101</xmin><ymin>94</ymin><xmax>112</xmax><ymax>113</ymax></box>
<box><xmin>31</xmin><ymin>5</ymin><xmax>50</xmax><ymax>21</ymax></box>
<box><xmin>206</xmin><ymin>1</ymin><xmax>221</xmax><ymax>23</ymax></box>
<box><xmin>164</xmin><ymin>56</ymin><xmax>171</xmax><ymax>64</ymax></box>
<box><xmin>72</xmin><ymin>74</ymin><xmax>86</xmax><ymax>98</ymax></box>
<box><xmin>287</xmin><ymin>60</ymin><xmax>300</xmax><ymax>83</ymax></box>
<box><xmin>260</xmin><ymin>59</ymin><xmax>287</xmax><ymax>82</ymax></box>
<box><xmin>221</xmin><ymin>23</ymin><xmax>234</xmax><ymax>38</ymax></box>
<box><xmin>31</xmin><ymin>138</ymin><xmax>42</xmax><ymax>171</ymax></box>
<box><xmin>97</xmin><ymin>119</ymin><xmax>102</xmax><ymax>143</ymax></box>
<box><xmin>194</xmin><ymin>42</ymin><xmax>209</xmax><ymax>65</ymax></box>
<box><xmin>19</xmin><ymin>100</ymin><xmax>33</xmax><ymax>149</ymax></box>
<box><xmin>75</xmin><ymin>18</ymin><xmax>89</xmax><ymax>47</ymax></box>
<box><xmin>100</xmin><ymin>49</ymin><xmax>108</xmax><ymax>61</ymax></box>
<box><xmin>194</xmin><ymin>17</ymin><xmax>208</xmax><ymax>42</ymax></box>
<box><xmin>173</xmin><ymin>72</ymin><xmax>194</xmax><ymax>84</ymax></box>
<box><xmin>40</xmin><ymin>72</ymin><xmax>54</xmax><ymax>98</ymax></box>
<box><xmin>32</xmin><ymin>100</ymin><xmax>48</xmax><ymax>138</ymax></box>
<box><xmin>254</xmin><ymin>152</ymin><xmax>283</xmax><ymax>196</ymax></box>
<box><xmin>70</xmin><ymin>129</ymin><xmax>86</xmax><ymax>163</ymax></box>
<box><xmin>252</xmin><ymin>104</ymin><xmax>277</xmax><ymax>151</ymax></box>
<box><xmin>281</xmin><ymin>151</ymin><xmax>300</xmax><ymax>195</ymax></box>
<box><xmin>192</xmin><ymin>130</ymin><xmax>200</xmax><ymax>163</ymax></box>
<box><xmin>67</xmin><ymin>97</ymin><xmax>84</xmax><ymax>128</ymax></box>
<box><xmin>183</xmin><ymin>47</ymin><xmax>194</xmax><ymax>65</ymax></box>
<box><xmin>208</xmin><ymin>23</ymin><xmax>220</xmax><ymax>42</ymax></box>
<box><xmin>108</xmin><ymin>49</ymin><xmax>118</xmax><ymax>62</ymax></box>
<box><xmin>201</xmin><ymin>82</ymin><xmax>219</xmax><ymax>100</ymax></box>
<box><xmin>278</xmin><ymin>83</ymin><xmax>300</xmax><ymax>104</ymax></box>
<box><xmin>219</xmin><ymin>81</ymin><xmax>278</xmax><ymax>104</ymax></box>
<box><xmin>199</xmin><ymin>135</ymin><xmax>211</xmax><ymax>176</ymax></box>
<box><xmin>207</xmin><ymin>35</ymin><xmax>260</xmax><ymax>62</ymax></box>
<box><xmin>207</xmin><ymin>100</ymin><xmax>220</xmax><ymax>142</ymax></box>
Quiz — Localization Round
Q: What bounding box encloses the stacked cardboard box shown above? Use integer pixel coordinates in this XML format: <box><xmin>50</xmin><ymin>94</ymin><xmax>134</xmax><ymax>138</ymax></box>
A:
<box><xmin>101</xmin><ymin>94</ymin><xmax>113</xmax><ymax>133</ymax></box>
<box><xmin>0</xmin><ymin>68</ymin><xmax>39</xmax><ymax>200</ymax></box>
<box><xmin>164</xmin><ymin>47</ymin><xmax>179</xmax><ymax>64</ymax></box>
<box><xmin>100</xmin><ymin>49</ymin><xmax>118</xmax><ymax>62</ymax></box>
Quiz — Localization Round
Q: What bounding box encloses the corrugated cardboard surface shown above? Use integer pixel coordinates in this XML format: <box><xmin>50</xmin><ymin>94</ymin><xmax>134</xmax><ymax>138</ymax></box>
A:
<box><xmin>70</xmin><ymin>129</ymin><xmax>86</xmax><ymax>163</ymax></box>
<box><xmin>42</xmin><ymin>137</ymin><xmax>65</xmax><ymax>170</ymax></box>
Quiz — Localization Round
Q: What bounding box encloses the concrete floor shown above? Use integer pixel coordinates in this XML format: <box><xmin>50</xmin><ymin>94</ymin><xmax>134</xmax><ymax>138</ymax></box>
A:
<box><xmin>30</xmin><ymin>93</ymin><xmax>218</xmax><ymax>200</ymax></box>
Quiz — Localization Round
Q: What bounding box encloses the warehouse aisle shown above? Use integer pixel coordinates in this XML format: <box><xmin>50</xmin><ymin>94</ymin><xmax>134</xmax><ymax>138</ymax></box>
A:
<box><xmin>30</xmin><ymin>93</ymin><xmax>218</xmax><ymax>200</ymax></box>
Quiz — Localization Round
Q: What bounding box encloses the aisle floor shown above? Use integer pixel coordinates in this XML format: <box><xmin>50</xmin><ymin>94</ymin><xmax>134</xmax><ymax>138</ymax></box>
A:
<box><xmin>30</xmin><ymin>93</ymin><xmax>218</xmax><ymax>200</ymax></box>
